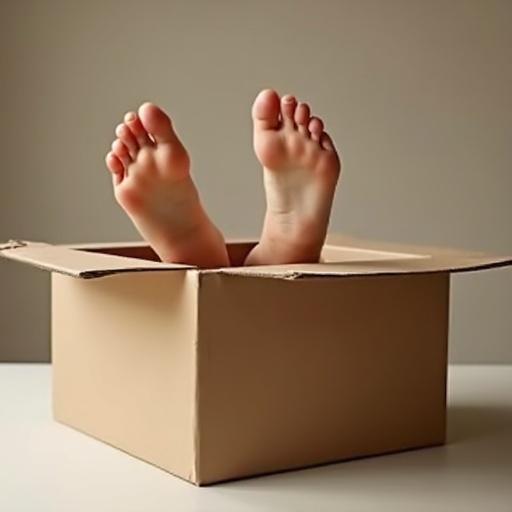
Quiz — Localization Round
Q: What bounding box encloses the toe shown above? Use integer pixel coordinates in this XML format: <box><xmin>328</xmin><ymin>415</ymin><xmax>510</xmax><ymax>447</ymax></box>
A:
<box><xmin>124</xmin><ymin>112</ymin><xmax>153</xmax><ymax>147</ymax></box>
<box><xmin>138</xmin><ymin>103</ymin><xmax>177</xmax><ymax>144</ymax></box>
<box><xmin>308</xmin><ymin>117</ymin><xmax>324</xmax><ymax>142</ymax></box>
<box><xmin>281</xmin><ymin>95</ymin><xmax>297</xmax><ymax>128</ymax></box>
<box><xmin>115</xmin><ymin>123</ymin><xmax>138</xmax><ymax>158</ymax></box>
<box><xmin>320</xmin><ymin>132</ymin><xmax>336</xmax><ymax>152</ymax></box>
<box><xmin>105</xmin><ymin>152</ymin><xmax>124</xmax><ymax>185</ymax></box>
<box><xmin>105</xmin><ymin>151</ymin><xmax>124</xmax><ymax>173</ymax></box>
<box><xmin>252</xmin><ymin>89</ymin><xmax>281</xmax><ymax>130</ymax></box>
<box><xmin>112</xmin><ymin>139</ymin><xmax>132</xmax><ymax>168</ymax></box>
<box><xmin>295</xmin><ymin>102</ymin><xmax>310</xmax><ymax>136</ymax></box>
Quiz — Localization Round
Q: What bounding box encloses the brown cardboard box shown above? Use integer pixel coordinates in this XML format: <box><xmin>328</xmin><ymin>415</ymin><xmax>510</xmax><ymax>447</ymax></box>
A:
<box><xmin>1</xmin><ymin>235</ymin><xmax>510</xmax><ymax>485</ymax></box>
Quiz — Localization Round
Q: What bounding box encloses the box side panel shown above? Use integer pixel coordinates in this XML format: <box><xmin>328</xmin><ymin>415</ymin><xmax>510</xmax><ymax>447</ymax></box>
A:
<box><xmin>196</xmin><ymin>273</ymin><xmax>449</xmax><ymax>484</ymax></box>
<box><xmin>51</xmin><ymin>271</ymin><xmax>198</xmax><ymax>482</ymax></box>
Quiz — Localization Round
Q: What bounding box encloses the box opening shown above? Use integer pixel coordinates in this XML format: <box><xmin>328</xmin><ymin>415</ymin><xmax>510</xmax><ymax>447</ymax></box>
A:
<box><xmin>1</xmin><ymin>236</ymin><xmax>509</xmax><ymax>279</ymax></box>
<box><xmin>80</xmin><ymin>245</ymin><xmax>162</xmax><ymax>262</ymax></box>
<box><xmin>78</xmin><ymin>242</ymin><xmax>427</xmax><ymax>269</ymax></box>
<box><xmin>79</xmin><ymin>242</ymin><xmax>258</xmax><ymax>267</ymax></box>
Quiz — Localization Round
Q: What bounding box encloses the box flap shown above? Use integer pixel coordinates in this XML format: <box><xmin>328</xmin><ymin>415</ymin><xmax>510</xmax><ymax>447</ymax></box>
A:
<box><xmin>209</xmin><ymin>235</ymin><xmax>512</xmax><ymax>279</ymax></box>
<box><xmin>0</xmin><ymin>240</ymin><xmax>194</xmax><ymax>278</ymax></box>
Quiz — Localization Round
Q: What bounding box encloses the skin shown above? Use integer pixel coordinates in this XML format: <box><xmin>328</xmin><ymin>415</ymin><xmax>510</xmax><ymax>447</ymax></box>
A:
<box><xmin>105</xmin><ymin>91</ymin><xmax>341</xmax><ymax>268</ymax></box>
<box><xmin>244</xmin><ymin>89</ymin><xmax>341</xmax><ymax>265</ymax></box>
<box><xmin>105</xmin><ymin>103</ymin><xmax>229</xmax><ymax>268</ymax></box>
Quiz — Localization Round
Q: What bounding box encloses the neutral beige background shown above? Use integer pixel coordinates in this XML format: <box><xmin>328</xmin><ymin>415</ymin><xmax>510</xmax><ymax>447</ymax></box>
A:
<box><xmin>0</xmin><ymin>0</ymin><xmax>510</xmax><ymax>363</ymax></box>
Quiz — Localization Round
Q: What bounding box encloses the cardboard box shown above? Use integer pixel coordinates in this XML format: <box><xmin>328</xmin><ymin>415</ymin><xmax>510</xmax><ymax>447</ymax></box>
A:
<box><xmin>1</xmin><ymin>235</ymin><xmax>510</xmax><ymax>485</ymax></box>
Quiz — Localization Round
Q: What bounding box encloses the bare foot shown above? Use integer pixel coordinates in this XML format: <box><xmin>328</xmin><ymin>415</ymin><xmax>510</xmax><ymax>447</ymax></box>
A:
<box><xmin>245</xmin><ymin>89</ymin><xmax>341</xmax><ymax>265</ymax></box>
<box><xmin>105</xmin><ymin>103</ymin><xmax>229</xmax><ymax>268</ymax></box>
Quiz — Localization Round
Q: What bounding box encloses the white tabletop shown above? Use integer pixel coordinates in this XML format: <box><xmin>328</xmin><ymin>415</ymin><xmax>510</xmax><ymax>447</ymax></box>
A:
<box><xmin>1</xmin><ymin>364</ymin><xmax>511</xmax><ymax>512</ymax></box>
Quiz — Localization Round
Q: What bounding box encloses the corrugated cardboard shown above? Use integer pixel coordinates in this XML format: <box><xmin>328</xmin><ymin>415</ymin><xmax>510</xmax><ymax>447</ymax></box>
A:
<box><xmin>1</xmin><ymin>236</ymin><xmax>510</xmax><ymax>485</ymax></box>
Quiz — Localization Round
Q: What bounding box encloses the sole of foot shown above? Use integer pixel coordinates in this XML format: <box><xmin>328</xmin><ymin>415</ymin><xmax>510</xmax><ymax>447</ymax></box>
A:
<box><xmin>105</xmin><ymin>103</ymin><xmax>229</xmax><ymax>268</ymax></box>
<box><xmin>245</xmin><ymin>89</ymin><xmax>341</xmax><ymax>265</ymax></box>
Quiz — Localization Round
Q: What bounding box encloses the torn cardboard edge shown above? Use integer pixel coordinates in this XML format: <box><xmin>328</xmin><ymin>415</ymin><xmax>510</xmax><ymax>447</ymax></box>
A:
<box><xmin>0</xmin><ymin>236</ymin><xmax>511</xmax><ymax>280</ymax></box>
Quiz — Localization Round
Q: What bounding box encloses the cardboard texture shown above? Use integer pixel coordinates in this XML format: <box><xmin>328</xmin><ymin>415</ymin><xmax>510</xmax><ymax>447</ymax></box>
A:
<box><xmin>1</xmin><ymin>236</ymin><xmax>510</xmax><ymax>485</ymax></box>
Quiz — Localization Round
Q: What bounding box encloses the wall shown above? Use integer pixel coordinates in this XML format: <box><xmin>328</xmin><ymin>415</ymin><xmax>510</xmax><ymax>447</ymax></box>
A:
<box><xmin>0</xmin><ymin>0</ymin><xmax>510</xmax><ymax>363</ymax></box>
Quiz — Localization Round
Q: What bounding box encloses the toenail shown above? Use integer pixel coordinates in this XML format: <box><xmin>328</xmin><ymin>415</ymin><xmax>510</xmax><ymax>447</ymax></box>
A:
<box><xmin>283</xmin><ymin>95</ymin><xmax>295</xmax><ymax>103</ymax></box>
<box><xmin>125</xmin><ymin>112</ymin><xmax>137</xmax><ymax>122</ymax></box>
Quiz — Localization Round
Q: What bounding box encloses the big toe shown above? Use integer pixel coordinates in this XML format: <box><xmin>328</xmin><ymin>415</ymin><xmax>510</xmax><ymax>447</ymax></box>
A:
<box><xmin>252</xmin><ymin>89</ymin><xmax>281</xmax><ymax>130</ymax></box>
<box><xmin>138</xmin><ymin>103</ymin><xmax>176</xmax><ymax>144</ymax></box>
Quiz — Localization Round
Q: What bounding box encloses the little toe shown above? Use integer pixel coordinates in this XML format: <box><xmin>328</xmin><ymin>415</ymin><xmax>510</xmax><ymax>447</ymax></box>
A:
<box><xmin>106</xmin><ymin>152</ymin><xmax>125</xmax><ymax>185</ymax></box>
<box><xmin>115</xmin><ymin>123</ymin><xmax>138</xmax><ymax>158</ymax></box>
<box><xmin>124</xmin><ymin>112</ymin><xmax>153</xmax><ymax>147</ymax></box>
<box><xmin>320</xmin><ymin>132</ymin><xmax>336</xmax><ymax>152</ymax></box>
<box><xmin>308</xmin><ymin>117</ymin><xmax>324</xmax><ymax>142</ymax></box>
<box><xmin>252</xmin><ymin>89</ymin><xmax>281</xmax><ymax>130</ymax></box>
<box><xmin>281</xmin><ymin>95</ymin><xmax>297</xmax><ymax>128</ymax></box>
<box><xmin>112</xmin><ymin>139</ymin><xmax>132</xmax><ymax>168</ymax></box>
<box><xmin>138</xmin><ymin>103</ymin><xmax>177</xmax><ymax>144</ymax></box>
<box><xmin>295</xmin><ymin>102</ymin><xmax>310</xmax><ymax>136</ymax></box>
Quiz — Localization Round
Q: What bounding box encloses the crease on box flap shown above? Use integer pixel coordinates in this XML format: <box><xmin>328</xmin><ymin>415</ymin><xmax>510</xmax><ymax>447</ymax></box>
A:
<box><xmin>210</xmin><ymin>249</ymin><xmax>512</xmax><ymax>279</ymax></box>
<box><xmin>0</xmin><ymin>240</ymin><xmax>193</xmax><ymax>278</ymax></box>
<box><xmin>208</xmin><ymin>268</ymin><xmax>305</xmax><ymax>279</ymax></box>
